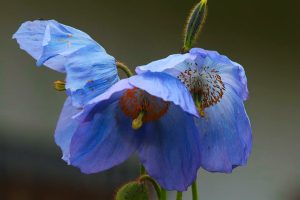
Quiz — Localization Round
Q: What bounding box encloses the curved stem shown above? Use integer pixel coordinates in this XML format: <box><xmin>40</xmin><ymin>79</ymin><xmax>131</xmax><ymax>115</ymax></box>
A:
<box><xmin>139</xmin><ymin>175</ymin><xmax>161</xmax><ymax>200</ymax></box>
<box><xmin>176</xmin><ymin>192</ymin><xmax>182</xmax><ymax>200</ymax></box>
<box><xmin>140</xmin><ymin>165</ymin><xmax>146</xmax><ymax>175</ymax></box>
<box><xmin>116</xmin><ymin>61</ymin><xmax>134</xmax><ymax>77</ymax></box>
<box><xmin>160</xmin><ymin>189</ymin><xmax>167</xmax><ymax>200</ymax></box>
<box><xmin>192</xmin><ymin>180</ymin><xmax>199</xmax><ymax>200</ymax></box>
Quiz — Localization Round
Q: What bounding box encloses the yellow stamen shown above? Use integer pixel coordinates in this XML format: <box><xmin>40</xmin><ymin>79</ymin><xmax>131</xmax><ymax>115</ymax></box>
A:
<box><xmin>132</xmin><ymin>112</ymin><xmax>145</xmax><ymax>130</ymax></box>
<box><xmin>54</xmin><ymin>80</ymin><xmax>66</xmax><ymax>91</ymax></box>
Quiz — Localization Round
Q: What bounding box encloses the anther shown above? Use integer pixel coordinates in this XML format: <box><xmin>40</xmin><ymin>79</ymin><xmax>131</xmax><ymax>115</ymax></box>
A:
<box><xmin>54</xmin><ymin>80</ymin><xmax>66</xmax><ymax>91</ymax></box>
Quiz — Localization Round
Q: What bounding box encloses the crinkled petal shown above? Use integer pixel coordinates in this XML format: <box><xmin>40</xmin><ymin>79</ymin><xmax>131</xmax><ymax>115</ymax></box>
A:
<box><xmin>13</xmin><ymin>21</ymin><xmax>50</xmax><ymax>64</ymax></box>
<box><xmin>54</xmin><ymin>97</ymin><xmax>82</xmax><ymax>163</ymax></box>
<box><xmin>69</xmin><ymin>101</ymin><xmax>140</xmax><ymax>173</ymax></box>
<box><xmin>137</xmin><ymin>105</ymin><xmax>201</xmax><ymax>191</ymax></box>
<box><xmin>195</xmin><ymin>86</ymin><xmax>252</xmax><ymax>173</ymax></box>
<box><xmin>13</xmin><ymin>20</ymin><xmax>119</xmax><ymax>106</ymax></box>
<box><xmin>64</xmin><ymin>46</ymin><xmax>119</xmax><ymax>107</ymax></box>
<box><xmin>13</xmin><ymin>20</ymin><xmax>107</xmax><ymax>73</ymax></box>
<box><xmin>128</xmin><ymin>72</ymin><xmax>199</xmax><ymax>117</ymax></box>
<box><xmin>37</xmin><ymin>20</ymin><xmax>105</xmax><ymax>67</ymax></box>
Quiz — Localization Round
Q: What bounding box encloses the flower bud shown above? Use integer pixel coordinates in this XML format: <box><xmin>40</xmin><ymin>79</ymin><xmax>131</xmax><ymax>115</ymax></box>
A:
<box><xmin>115</xmin><ymin>181</ymin><xmax>149</xmax><ymax>200</ymax></box>
<box><xmin>183</xmin><ymin>0</ymin><xmax>208</xmax><ymax>52</ymax></box>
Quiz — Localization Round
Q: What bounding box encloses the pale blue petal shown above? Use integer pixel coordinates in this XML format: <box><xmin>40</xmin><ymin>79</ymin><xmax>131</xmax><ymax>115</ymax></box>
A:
<box><xmin>128</xmin><ymin>72</ymin><xmax>199</xmax><ymax>117</ymax></box>
<box><xmin>69</xmin><ymin>101</ymin><xmax>140</xmax><ymax>173</ymax></box>
<box><xmin>64</xmin><ymin>46</ymin><xmax>119</xmax><ymax>107</ymax></box>
<box><xmin>85</xmin><ymin>73</ymin><xmax>199</xmax><ymax>117</ymax></box>
<box><xmin>36</xmin><ymin>20</ymin><xmax>105</xmax><ymax>69</ymax></box>
<box><xmin>191</xmin><ymin>48</ymin><xmax>249</xmax><ymax>100</ymax></box>
<box><xmin>54</xmin><ymin>97</ymin><xmax>82</xmax><ymax>163</ymax></box>
<box><xmin>136</xmin><ymin>53</ymin><xmax>196</xmax><ymax>77</ymax></box>
<box><xmin>13</xmin><ymin>20</ymin><xmax>106</xmax><ymax>73</ymax></box>
<box><xmin>196</xmin><ymin>86</ymin><xmax>252</xmax><ymax>173</ymax></box>
<box><xmin>135</xmin><ymin>48</ymin><xmax>249</xmax><ymax>100</ymax></box>
<box><xmin>13</xmin><ymin>20</ymin><xmax>48</xmax><ymax>61</ymax></box>
<box><xmin>85</xmin><ymin>78</ymin><xmax>134</xmax><ymax>107</ymax></box>
<box><xmin>137</xmin><ymin>105</ymin><xmax>201</xmax><ymax>191</ymax></box>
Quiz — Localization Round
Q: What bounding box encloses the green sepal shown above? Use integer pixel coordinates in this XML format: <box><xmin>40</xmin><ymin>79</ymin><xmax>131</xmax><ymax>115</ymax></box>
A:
<box><xmin>183</xmin><ymin>0</ymin><xmax>208</xmax><ymax>52</ymax></box>
<box><xmin>115</xmin><ymin>181</ymin><xmax>149</xmax><ymax>200</ymax></box>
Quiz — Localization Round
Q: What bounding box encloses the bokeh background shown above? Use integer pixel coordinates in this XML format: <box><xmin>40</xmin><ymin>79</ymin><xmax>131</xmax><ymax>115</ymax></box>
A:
<box><xmin>0</xmin><ymin>0</ymin><xmax>299</xmax><ymax>199</ymax></box>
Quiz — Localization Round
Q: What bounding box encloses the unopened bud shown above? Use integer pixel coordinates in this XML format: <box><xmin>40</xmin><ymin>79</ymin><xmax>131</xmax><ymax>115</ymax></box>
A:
<box><xmin>183</xmin><ymin>0</ymin><xmax>208</xmax><ymax>53</ymax></box>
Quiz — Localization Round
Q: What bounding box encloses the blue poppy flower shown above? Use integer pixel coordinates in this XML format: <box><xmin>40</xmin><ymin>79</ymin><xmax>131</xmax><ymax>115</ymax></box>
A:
<box><xmin>136</xmin><ymin>48</ymin><xmax>252</xmax><ymax>173</ymax></box>
<box><xmin>65</xmin><ymin>72</ymin><xmax>201</xmax><ymax>191</ymax></box>
<box><xmin>13</xmin><ymin>19</ymin><xmax>119</xmax><ymax>107</ymax></box>
<box><xmin>13</xmin><ymin>20</ymin><xmax>119</xmax><ymax>163</ymax></box>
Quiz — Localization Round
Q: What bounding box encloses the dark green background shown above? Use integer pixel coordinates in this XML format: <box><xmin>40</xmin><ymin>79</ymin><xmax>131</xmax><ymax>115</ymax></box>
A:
<box><xmin>0</xmin><ymin>0</ymin><xmax>299</xmax><ymax>199</ymax></box>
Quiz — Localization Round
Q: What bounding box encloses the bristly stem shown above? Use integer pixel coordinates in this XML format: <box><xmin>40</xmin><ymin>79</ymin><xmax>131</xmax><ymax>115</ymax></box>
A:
<box><xmin>160</xmin><ymin>189</ymin><xmax>167</xmax><ymax>200</ymax></box>
<box><xmin>192</xmin><ymin>180</ymin><xmax>199</xmax><ymax>200</ymax></box>
<box><xmin>116</xmin><ymin>61</ymin><xmax>134</xmax><ymax>77</ymax></box>
<box><xmin>176</xmin><ymin>191</ymin><xmax>183</xmax><ymax>200</ymax></box>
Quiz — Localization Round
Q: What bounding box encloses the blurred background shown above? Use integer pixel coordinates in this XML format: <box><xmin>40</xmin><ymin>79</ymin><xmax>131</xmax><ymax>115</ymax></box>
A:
<box><xmin>0</xmin><ymin>0</ymin><xmax>299</xmax><ymax>199</ymax></box>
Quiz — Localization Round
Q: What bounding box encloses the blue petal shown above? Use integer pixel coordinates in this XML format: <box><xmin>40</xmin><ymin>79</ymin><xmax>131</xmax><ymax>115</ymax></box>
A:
<box><xmin>69</xmin><ymin>101</ymin><xmax>140</xmax><ymax>173</ymax></box>
<box><xmin>195</xmin><ymin>86</ymin><xmax>252</xmax><ymax>173</ymax></box>
<box><xmin>191</xmin><ymin>48</ymin><xmax>249</xmax><ymax>100</ymax></box>
<box><xmin>85</xmin><ymin>78</ymin><xmax>134</xmax><ymax>106</ymax></box>
<box><xmin>128</xmin><ymin>72</ymin><xmax>199</xmax><ymax>117</ymax></box>
<box><xmin>137</xmin><ymin>105</ymin><xmax>201</xmax><ymax>191</ymax></box>
<box><xmin>136</xmin><ymin>48</ymin><xmax>248</xmax><ymax>100</ymax></box>
<box><xmin>64</xmin><ymin>46</ymin><xmax>119</xmax><ymax>107</ymax></box>
<box><xmin>13</xmin><ymin>20</ymin><xmax>106</xmax><ymax>73</ymax></box>
<box><xmin>14</xmin><ymin>20</ymin><xmax>119</xmax><ymax>106</ymax></box>
<box><xmin>13</xmin><ymin>21</ymin><xmax>51</xmax><ymax>66</ymax></box>
<box><xmin>85</xmin><ymin>73</ymin><xmax>199</xmax><ymax>118</ymax></box>
<box><xmin>54</xmin><ymin>97</ymin><xmax>82</xmax><ymax>163</ymax></box>
<box><xmin>136</xmin><ymin>53</ymin><xmax>195</xmax><ymax>77</ymax></box>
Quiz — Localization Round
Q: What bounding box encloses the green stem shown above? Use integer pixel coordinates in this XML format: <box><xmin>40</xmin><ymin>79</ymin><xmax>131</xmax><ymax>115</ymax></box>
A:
<box><xmin>176</xmin><ymin>192</ymin><xmax>182</xmax><ymax>200</ymax></box>
<box><xmin>139</xmin><ymin>175</ymin><xmax>161</xmax><ymax>200</ymax></box>
<box><xmin>116</xmin><ymin>61</ymin><xmax>134</xmax><ymax>77</ymax></box>
<box><xmin>192</xmin><ymin>180</ymin><xmax>199</xmax><ymax>200</ymax></box>
<box><xmin>140</xmin><ymin>165</ymin><xmax>146</xmax><ymax>175</ymax></box>
<box><xmin>160</xmin><ymin>189</ymin><xmax>167</xmax><ymax>200</ymax></box>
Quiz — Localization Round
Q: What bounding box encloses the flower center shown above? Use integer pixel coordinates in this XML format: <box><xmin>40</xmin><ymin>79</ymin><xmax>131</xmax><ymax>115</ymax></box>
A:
<box><xmin>177</xmin><ymin>67</ymin><xmax>225</xmax><ymax>116</ymax></box>
<box><xmin>120</xmin><ymin>88</ymin><xmax>170</xmax><ymax>129</ymax></box>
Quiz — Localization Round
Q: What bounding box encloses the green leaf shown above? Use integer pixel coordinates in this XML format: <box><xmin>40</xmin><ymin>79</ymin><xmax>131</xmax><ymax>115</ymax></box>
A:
<box><xmin>183</xmin><ymin>0</ymin><xmax>208</xmax><ymax>52</ymax></box>
<box><xmin>115</xmin><ymin>181</ymin><xmax>149</xmax><ymax>200</ymax></box>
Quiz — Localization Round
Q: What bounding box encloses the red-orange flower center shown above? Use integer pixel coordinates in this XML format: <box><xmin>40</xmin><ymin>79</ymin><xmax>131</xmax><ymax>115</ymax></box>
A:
<box><xmin>120</xmin><ymin>88</ymin><xmax>170</xmax><ymax>122</ymax></box>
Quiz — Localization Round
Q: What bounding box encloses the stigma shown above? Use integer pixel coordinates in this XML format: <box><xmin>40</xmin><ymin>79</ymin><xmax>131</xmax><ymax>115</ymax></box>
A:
<box><xmin>120</xmin><ymin>88</ymin><xmax>169</xmax><ymax>130</ymax></box>
<box><xmin>132</xmin><ymin>112</ymin><xmax>145</xmax><ymax>130</ymax></box>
